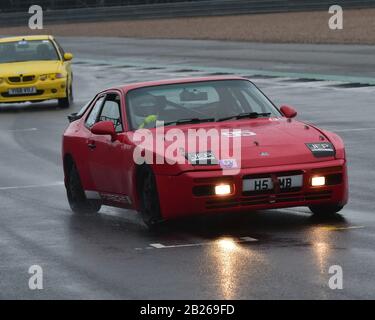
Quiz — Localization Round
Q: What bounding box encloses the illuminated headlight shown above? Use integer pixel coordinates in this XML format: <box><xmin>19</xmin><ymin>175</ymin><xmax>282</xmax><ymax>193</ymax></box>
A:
<box><xmin>311</xmin><ymin>176</ymin><xmax>326</xmax><ymax>187</ymax></box>
<box><xmin>39</xmin><ymin>74</ymin><xmax>48</xmax><ymax>81</ymax></box>
<box><xmin>215</xmin><ymin>184</ymin><xmax>231</xmax><ymax>196</ymax></box>
<box><xmin>55</xmin><ymin>73</ymin><xmax>64</xmax><ymax>79</ymax></box>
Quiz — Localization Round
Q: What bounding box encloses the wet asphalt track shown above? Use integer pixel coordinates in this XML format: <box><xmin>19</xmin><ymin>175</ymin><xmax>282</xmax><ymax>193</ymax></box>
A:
<box><xmin>0</xmin><ymin>38</ymin><xmax>375</xmax><ymax>299</ymax></box>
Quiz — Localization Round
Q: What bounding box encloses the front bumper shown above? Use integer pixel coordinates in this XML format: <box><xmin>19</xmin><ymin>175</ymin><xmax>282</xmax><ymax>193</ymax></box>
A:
<box><xmin>155</xmin><ymin>159</ymin><xmax>348</xmax><ymax>219</ymax></box>
<box><xmin>0</xmin><ymin>78</ymin><xmax>67</xmax><ymax>103</ymax></box>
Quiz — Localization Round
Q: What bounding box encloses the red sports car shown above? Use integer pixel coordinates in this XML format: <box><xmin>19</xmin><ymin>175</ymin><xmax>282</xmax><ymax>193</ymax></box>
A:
<box><xmin>62</xmin><ymin>77</ymin><xmax>348</xmax><ymax>228</ymax></box>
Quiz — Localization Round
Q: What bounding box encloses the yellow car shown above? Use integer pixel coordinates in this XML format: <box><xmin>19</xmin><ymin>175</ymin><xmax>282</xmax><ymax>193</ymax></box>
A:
<box><xmin>0</xmin><ymin>35</ymin><xmax>74</xmax><ymax>108</ymax></box>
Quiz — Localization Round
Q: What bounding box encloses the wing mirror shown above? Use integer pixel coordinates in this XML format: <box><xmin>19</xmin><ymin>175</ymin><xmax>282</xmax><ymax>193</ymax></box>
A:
<box><xmin>68</xmin><ymin>112</ymin><xmax>80</xmax><ymax>123</ymax></box>
<box><xmin>63</xmin><ymin>52</ymin><xmax>73</xmax><ymax>61</ymax></box>
<box><xmin>280</xmin><ymin>105</ymin><xmax>297</xmax><ymax>118</ymax></box>
<box><xmin>91</xmin><ymin>121</ymin><xmax>117</xmax><ymax>141</ymax></box>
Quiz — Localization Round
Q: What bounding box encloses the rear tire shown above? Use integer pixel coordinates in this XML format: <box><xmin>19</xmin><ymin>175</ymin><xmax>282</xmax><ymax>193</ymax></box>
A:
<box><xmin>58</xmin><ymin>82</ymin><xmax>73</xmax><ymax>109</ymax></box>
<box><xmin>66</xmin><ymin>163</ymin><xmax>101</xmax><ymax>214</ymax></box>
<box><xmin>139</xmin><ymin>166</ymin><xmax>163</xmax><ymax>229</ymax></box>
<box><xmin>309</xmin><ymin>204</ymin><xmax>343</xmax><ymax>217</ymax></box>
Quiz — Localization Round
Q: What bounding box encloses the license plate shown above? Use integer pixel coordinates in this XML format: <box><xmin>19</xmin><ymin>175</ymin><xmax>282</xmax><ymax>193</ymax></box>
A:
<box><xmin>243</xmin><ymin>175</ymin><xmax>303</xmax><ymax>192</ymax></box>
<box><xmin>8</xmin><ymin>87</ymin><xmax>37</xmax><ymax>95</ymax></box>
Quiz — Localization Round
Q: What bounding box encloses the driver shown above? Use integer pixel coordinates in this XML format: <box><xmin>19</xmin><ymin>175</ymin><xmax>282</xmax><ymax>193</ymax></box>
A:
<box><xmin>138</xmin><ymin>114</ymin><xmax>158</xmax><ymax>129</ymax></box>
<box><xmin>135</xmin><ymin>95</ymin><xmax>167</xmax><ymax>129</ymax></box>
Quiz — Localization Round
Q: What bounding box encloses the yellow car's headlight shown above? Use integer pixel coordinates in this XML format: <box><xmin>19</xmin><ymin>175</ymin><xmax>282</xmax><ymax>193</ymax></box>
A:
<box><xmin>39</xmin><ymin>73</ymin><xmax>65</xmax><ymax>81</ymax></box>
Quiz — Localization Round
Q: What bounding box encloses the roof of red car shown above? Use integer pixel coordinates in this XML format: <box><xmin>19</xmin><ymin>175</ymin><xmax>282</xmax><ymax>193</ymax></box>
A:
<box><xmin>112</xmin><ymin>76</ymin><xmax>248</xmax><ymax>93</ymax></box>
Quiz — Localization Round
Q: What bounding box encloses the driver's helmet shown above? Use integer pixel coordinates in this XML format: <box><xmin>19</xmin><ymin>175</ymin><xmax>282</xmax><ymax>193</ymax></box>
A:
<box><xmin>132</xmin><ymin>95</ymin><xmax>166</xmax><ymax>129</ymax></box>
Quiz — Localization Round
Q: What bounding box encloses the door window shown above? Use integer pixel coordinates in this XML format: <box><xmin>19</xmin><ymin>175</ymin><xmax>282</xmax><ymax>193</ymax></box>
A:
<box><xmin>85</xmin><ymin>96</ymin><xmax>105</xmax><ymax>128</ymax></box>
<box><xmin>98</xmin><ymin>94</ymin><xmax>123</xmax><ymax>132</ymax></box>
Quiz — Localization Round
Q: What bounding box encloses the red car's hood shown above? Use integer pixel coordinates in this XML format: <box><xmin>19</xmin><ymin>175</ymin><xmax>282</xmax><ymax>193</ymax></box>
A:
<box><xmin>128</xmin><ymin>117</ymin><xmax>335</xmax><ymax>173</ymax></box>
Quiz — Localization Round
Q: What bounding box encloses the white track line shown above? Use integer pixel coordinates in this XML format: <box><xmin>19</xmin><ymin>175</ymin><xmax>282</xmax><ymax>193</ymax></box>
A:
<box><xmin>320</xmin><ymin>226</ymin><xmax>365</xmax><ymax>231</ymax></box>
<box><xmin>149</xmin><ymin>236</ymin><xmax>258</xmax><ymax>249</ymax></box>
<box><xmin>7</xmin><ymin>128</ymin><xmax>38</xmax><ymax>132</ymax></box>
<box><xmin>331</xmin><ymin>127</ymin><xmax>375</xmax><ymax>133</ymax></box>
<box><xmin>0</xmin><ymin>182</ymin><xmax>64</xmax><ymax>191</ymax></box>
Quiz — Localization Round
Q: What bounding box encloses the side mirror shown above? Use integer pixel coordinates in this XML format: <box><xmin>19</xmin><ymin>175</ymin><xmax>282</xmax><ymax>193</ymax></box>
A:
<box><xmin>63</xmin><ymin>52</ymin><xmax>73</xmax><ymax>61</ymax></box>
<box><xmin>280</xmin><ymin>105</ymin><xmax>297</xmax><ymax>118</ymax></box>
<box><xmin>91</xmin><ymin>121</ymin><xmax>117</xmax><ymax>141</ymax></box>
<box><xmin>67</xmin><ymin>112</ymin><xmax>79</xmax><ymax>123</ymax></box>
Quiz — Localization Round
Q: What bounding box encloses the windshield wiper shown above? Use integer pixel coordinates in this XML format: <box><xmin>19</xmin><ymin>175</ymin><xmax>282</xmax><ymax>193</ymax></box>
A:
<box><xmin>163</xmin><ymin>117</ymin><xmax>215</xmax><ymax>126</ymax></box>
<box><xmin>217</xmin><ymin>112</ymin><xmax>271</xmax><ymax>122</ymax></box>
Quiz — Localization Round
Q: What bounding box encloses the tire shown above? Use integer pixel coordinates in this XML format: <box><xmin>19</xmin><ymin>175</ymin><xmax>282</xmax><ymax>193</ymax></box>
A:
<box><xmin>309</xmin><ymin>204</ymin><xmax>343</xmax><ymax>217</ymax></box>
<box><xmin>58</xmin><ymin>82</ymin><xmax>73</xmax><ymax>109</ymax></box>
<box><xmin>139</xmin><ymin>166</ymin><xmax>163</xmax><ymax>229</ymax></box>
<box><xmin>66</xmin><ymin>163</ymin><xmax>101</xmax><ymax>214</ymax></box>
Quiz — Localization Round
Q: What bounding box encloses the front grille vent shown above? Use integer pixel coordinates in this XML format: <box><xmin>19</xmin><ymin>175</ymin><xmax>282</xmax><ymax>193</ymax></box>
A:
<box><xmin>8</xmin><ymin>75</ymin><xmax>35</xmax><ymax>83</ymax></box>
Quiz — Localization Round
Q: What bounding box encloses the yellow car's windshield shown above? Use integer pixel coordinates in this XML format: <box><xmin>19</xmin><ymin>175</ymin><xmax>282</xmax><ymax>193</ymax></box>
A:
<box><xmin>0</xmin><ymin>39</ymin><xmax>59</xmax><ymax>63</ymax></box>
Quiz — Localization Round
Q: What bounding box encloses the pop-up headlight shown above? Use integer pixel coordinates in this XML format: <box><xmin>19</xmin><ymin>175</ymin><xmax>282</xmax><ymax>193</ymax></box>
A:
<box><xmin>306</xmin><ymin>142</ymin><xmax>335</xmax><ymax>158</ymax></box>
<box><xmin>186</xmin><ymin>151</ymin><xmax>218</xmax><ymax>165</ymax></box>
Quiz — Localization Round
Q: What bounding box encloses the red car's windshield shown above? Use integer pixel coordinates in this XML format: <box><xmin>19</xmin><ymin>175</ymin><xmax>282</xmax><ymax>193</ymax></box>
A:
<box><xmin>126</xmin><ymin>79</ymin><xmax>282</xmax><ymax>130</ymax></box>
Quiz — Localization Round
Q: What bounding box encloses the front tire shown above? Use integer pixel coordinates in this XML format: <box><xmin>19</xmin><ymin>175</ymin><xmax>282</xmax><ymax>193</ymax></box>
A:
<box><xmin>66</xmin><ymin>163</ymin><xmax>101</xmax><ymax>214</ymax></box>
<box><xmin>309</xmin><ymin>204</ymin><xmax>343</xmax><ymax>217</ymax></box>
<box><xmin>58</xmin><ymin>82</ymin><xmax>73</xmax><ymax>109</ymax></box>
<box><xmin>139</xmin><ymin>166</ymin><xmax>163</xmax><ymax>229</ymax></box>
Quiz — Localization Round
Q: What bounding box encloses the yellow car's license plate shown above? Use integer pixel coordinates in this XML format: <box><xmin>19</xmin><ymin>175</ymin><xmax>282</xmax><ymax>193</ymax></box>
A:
<box><xmin>8</xmin><ymin>87</ymin><xmax>37</xmax><ymax>95</ymax></box>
